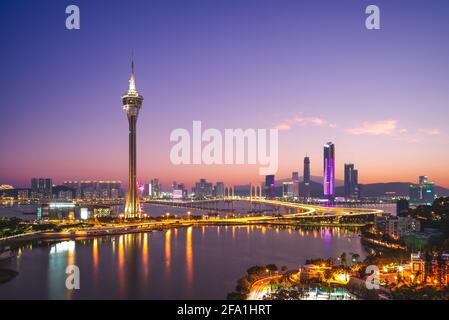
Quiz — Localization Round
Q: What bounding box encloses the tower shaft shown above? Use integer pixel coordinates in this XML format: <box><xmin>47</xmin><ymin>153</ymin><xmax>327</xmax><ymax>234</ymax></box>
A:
<box><xmin>126</xmin><ymin>114</ymin><xmax>140</xmax><ymax>217</ymax></box>
<box><xmin>122</xmin><ymin>59</ymin><xmax>143</xmax><ymax>218</ymax></box>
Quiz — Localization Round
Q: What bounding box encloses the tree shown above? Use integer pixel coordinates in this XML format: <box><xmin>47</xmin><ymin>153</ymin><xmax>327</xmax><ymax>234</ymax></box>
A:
<box><xmin>265</xmin><ymin>264</ymin><xmax>278</xmax><ymax>272</ymax></box>
<box><xmin>351</xmin><ymin>253</ymin><xmax>360</xmax><ymax>264</ymax></box>
<box><xmin>246</xmin><ymin>266</ymin><xmax>264</xmax><ymax>275</ymax></box>
<box><xmin>340</xmin><ymin>252</ymin><xmax>347</xmax><ymax>267</ymax></box>
<box><xmin>227</xmin><ymin>292</ymin><xmax>245</xmax><ymax>300</ymax></box>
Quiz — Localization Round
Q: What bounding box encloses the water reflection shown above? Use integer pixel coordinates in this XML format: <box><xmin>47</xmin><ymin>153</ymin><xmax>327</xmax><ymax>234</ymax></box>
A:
<box><xmin>1</xmin><ymin>226</ymin><xmax>366</xmax><ymax>300</ymax></box>
<box><xmin>165</xmin><ymin>229</ymin><xmax>171</xmax><ymax>273</ymax></box>
<box><xmin>93</xmin><ymin>238</ymin><xmax>98</xmax><ymax>272</ymax></box>
<box><xmin>47</xmin><ymin>241</ymin><xmax>76</xmax><ymax>300</ymax></box>
<box><xmin>142</xmin><ymin>233</ymin><xmax>149</xmax><ymax>282</ymax></box>
<box><xmin>186</xmin><ymin>226</ymin><xmax>193</xmax><ymax>286</ymax></box>
<box><xmin>118</xmin><ymin>235</ymin><xmax>124</xmax><ymax>291</ymax></box>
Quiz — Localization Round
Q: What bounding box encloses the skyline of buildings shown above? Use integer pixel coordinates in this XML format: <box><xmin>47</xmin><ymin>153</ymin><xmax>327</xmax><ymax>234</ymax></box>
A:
<box><xmin>2</xmin><ymin>2</ymin><xmax>449</xmax><ymax>189</ymax></box>
<box><xmin>2</xmin><ymin>134</ymin><xmax>442</xmax><ymax>202</ymax></box>
<box><xmin>1</xmin><ymin>140</ymin><xmax>442</xmax><ymax>202</ymax></box>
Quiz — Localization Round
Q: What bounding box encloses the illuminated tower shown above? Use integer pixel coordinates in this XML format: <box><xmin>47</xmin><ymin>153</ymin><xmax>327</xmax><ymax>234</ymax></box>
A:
<box><xmin>323</xmin><ymin>142</ymin><xmax>335</xmax><ymax>199</ymax></box>
<box><xmin>122</xmin><ymin>59</ymin><xmax>144</xmax><ymax>218</ymax></box>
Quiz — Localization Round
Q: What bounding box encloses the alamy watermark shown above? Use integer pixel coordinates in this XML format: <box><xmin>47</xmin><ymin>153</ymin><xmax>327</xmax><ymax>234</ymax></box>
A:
<box><xmin>64</xmin><ymin>4</ymin><xmax>380</xmax><ymax>31</ymax></box>
<box><xmin>65</xmin><ymin>5</ymin><xmax>80</xmax><ymax>30</ymax></box>
<box><xmin>65</xmin><ymin>265</ymin><xmax>80</xmax><ymax>290</ymax></box>
<box><xmin>365</xmin><ymin>265</ymin><xmax>380</xmax><ymax>290</ymax></box>
<box><xmin>170</xmin><ymin>121</ymin><xmax>279</xmax><ymax>175</ymax></box>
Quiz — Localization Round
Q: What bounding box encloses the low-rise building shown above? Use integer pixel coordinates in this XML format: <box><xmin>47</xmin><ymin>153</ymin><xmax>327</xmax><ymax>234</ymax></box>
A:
<box><xmin>387</xmin><ymin>216</ymin><xmax>421</xmax><ymax>239</ymax></box>
<box><xmin>375</xmin><ymin>214</ymin><xmax>421</xmax><ymax>239</ymax></box>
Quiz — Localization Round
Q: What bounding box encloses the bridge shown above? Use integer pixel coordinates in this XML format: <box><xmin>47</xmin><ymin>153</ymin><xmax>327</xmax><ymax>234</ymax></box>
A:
<box><xmin>143</xmin><ymin>197</ymin><xmax>383</xmax><ymax>222</ymax></box>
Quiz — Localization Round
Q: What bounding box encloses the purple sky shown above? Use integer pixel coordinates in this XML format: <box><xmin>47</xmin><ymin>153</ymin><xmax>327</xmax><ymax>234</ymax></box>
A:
<box><xmin>1</xmin><ymin>0</ymin><xmax>449</xmax><ymax>188</ymax></box>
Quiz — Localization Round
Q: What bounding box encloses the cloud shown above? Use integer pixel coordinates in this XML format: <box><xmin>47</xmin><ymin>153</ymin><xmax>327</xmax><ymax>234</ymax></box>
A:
<box><xmin>274</xmin><ymin>123</ymin><xmax>291</xmax><ymax>131</ymax></box>
<box><xmin>418</xmin><ymin>128</ymin><xmax>440</xmax><ymax>136</ymax></box>
<box><xmin>347</xmin><ymin>120</ymin><xmax>441</xmax><ymax>143</ymax></box>
<box><xmin>273</xmin><ymin>113</ymin><xmax>333</xmax><ymax>131</ymax></box>
<box><xmin>347</xmin><ymin>120</ymin><xmax>397</xmax><ymax>136</ymax></box>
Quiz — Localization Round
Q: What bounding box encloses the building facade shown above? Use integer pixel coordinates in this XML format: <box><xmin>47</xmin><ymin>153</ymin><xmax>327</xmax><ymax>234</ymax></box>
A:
<box><xmin>323</xmin><ymin>142</ymin><xmax>335</xmax><ymax>199</ymax></box>
<box><xmin>303</xmin><ymin>156</ymin><xmax>311</xmax><ymax>198</ymax></box>
<box><xmin>344</xmin><ymin>163</ymin><xmax>359</xmax><ymax>200</ymax></box>
<box><xmin>265</xmin><ymin>175</ymin><xmax>276</xmax><ymax>199</ymax></box>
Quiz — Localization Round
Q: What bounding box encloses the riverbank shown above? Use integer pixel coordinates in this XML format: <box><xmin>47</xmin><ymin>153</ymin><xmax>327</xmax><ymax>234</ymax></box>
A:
<box><xmin>0</xmin><ymin>212</ymin><xmax>373</xmax><ymax>247</ymax></box>
<box><xmin>0</xmin><ymin>222</ymin><xmax>191</xmax><ymax>244</ymax></box>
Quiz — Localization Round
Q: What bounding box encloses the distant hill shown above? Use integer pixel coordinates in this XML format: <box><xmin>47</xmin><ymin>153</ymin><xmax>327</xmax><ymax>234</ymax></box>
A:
<box><xmin>346</xmin><ymin>182</ymin><xmax>449</xmax><ymax>197</ymax></box>
<box><xmin>235</xmin><ymin>181</ymin><xmax>449</xmax><ymax>198</ymax></box>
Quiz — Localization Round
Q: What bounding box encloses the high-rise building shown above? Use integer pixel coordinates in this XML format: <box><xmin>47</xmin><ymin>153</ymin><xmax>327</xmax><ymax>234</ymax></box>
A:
<box><xmin>282</xmin><ymin>181</ymin><xmax>294</xmax><ymax>198</ymax></box>
<box><xmin>98</xmin><ymin>181</ymin><xmax>122</xmax><ymax>199</ymax></box>
<box><xmin>176</xmin><ymin>183</ymin><xmax>188</xmax><ymax>198</ymax></box>
<box><xmin>194</xmin><ymin>179</ymin><xmax>213</xmax><ymax>198</ymax></box>
<box><xmin>303</xmin><ymin>156</ymin><xmax>311</xmax><ymax>198</ymax></box>
<box><xmin>215</xmin><ymin>182</ymin><xmax>225</xmax><ymax>198</ymax></box>
<box><xmin>122</xmin><ymin>59</ymin><xmax>144</xmax><ymax>218</ymax></box>
<box><xmin>265</xmin><ymin>175</ymin><xmax>275</xmax><ymax>199</ymax></box>
<box><xmin>421</xmin><ymin>183</ymin><xmax>435</xmax><ymax>204</ymax></box>
<box><xmin>409</xmin><ymin>176</ymin><xmax>435</xmax><ymax>205</ymax></box>
<box><xmin>396</xmin><ymin>199</ymin><xmax>410</xmax><ymax>216</ymax></box>
<box><xmin>62</xmin><ymin>181</ymin><xmax>121</xmax><ymax>199</ymax></box>
<box><xmin>291</xmin><ymin>172</ymin><xmax>300</xmax><ymax>197</ymax></box>
<box><xmin>150</xmin><ymin>179</ymin><xmax>161</xmax><ymax>197</ymax></box>
<box><xmin>344</xmin><ymin>163</ymin><xmax>359</xmax><ymax>200</ymax></box>
<box><xmin>31</xmin><ymin>178</ymin><xmax>52</xmax><ymax>199</ymax></box>
<box><xmin>143</xmin><ymin>183</ymin><xmax>152</xmax><ymax>197</ymax></box>
<box><xmin>323</xmin><ymin>142</ymin><xmax>335</xmax><ymax>199</ymax></box>
<box><xmin>409</xmin><ymin>184</ymin><xmax>422</xmax><ymax>202</ymax></box>
<box><xmin>63</xmin><ymin>181</ymin><xmax>81</xmax><ymax>198</ymax></box>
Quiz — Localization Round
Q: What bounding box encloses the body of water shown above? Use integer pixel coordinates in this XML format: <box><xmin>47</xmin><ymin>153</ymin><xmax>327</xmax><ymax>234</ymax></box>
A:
<box><xmin>0</xmin><ymin>225</ymin><xmax>366</xmax><ymax>299</ymax></box>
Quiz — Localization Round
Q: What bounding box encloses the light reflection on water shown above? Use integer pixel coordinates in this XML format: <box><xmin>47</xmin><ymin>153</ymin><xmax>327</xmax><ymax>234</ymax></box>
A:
<box><xmin>0</xmin><ymin>226</ymin><xmax>366</xmax><ymax>299</ymax></box>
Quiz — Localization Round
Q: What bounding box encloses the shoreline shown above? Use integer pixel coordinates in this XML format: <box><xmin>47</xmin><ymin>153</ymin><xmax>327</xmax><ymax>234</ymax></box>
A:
<box><xmin>0</xmin><ymin>220</ymin><xmax>369</xmax><ymax>245</ymax></box>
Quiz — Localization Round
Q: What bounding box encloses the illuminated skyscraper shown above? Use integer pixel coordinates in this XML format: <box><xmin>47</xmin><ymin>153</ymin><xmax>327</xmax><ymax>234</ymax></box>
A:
<box><xmin>410</xmin><ymin>176</ymin><xmax>435</xmax><ymax>205</ymax></box>
<box><xmin>122</xmin><ymin>59</ymin><xmax>144</xmax><ymax>218</ymax></box>
<box><xmin>323</xmin><ymin>142</ymin><xmax>335</xmax><ymax>199</ymax></box>
<box><xmin>303</xmin><ymin>156</ymin><xmax>310</xmax><ymax>198</ymax></box>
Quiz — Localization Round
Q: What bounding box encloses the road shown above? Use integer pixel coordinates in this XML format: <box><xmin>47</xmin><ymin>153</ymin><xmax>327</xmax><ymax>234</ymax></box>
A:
<box><xmin>247</xmin><ymin>274</ymin><xmax>282</xmax><ymax>300</ymax></box>
<box><xmin>148</xmin><ymin>197</ymin><xmax>383</xmax><ymax>219</ymax></box>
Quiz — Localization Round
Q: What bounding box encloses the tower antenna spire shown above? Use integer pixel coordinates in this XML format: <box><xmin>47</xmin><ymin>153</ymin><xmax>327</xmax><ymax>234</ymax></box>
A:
<box><xmin>131</xmin><ymin>49</ymin><xmax>135</xmax><ymax>76</ymax></box>
<box><xmin>128</xmin><ymin>50</ymin><xmax>137</xmax><ymax>93</ymax></box>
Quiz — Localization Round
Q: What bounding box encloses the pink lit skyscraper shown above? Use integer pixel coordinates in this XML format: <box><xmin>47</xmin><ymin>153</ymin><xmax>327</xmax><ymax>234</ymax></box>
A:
<box><xmin>323</xmin><ymin>142</ymin><xmax>335</xmax><ymax>199</ymax></box>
